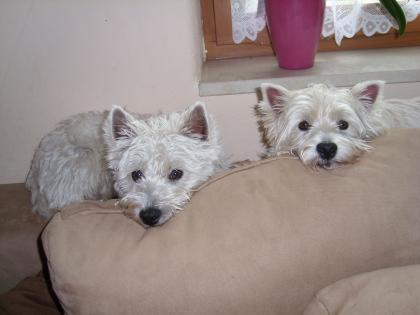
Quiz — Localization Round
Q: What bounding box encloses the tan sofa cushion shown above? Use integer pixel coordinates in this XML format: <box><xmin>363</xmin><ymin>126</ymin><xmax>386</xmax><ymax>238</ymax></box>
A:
<box><xmin>42</xmin><ymin>129</ymin><xmax>420</xmax><ymax>315</ymax></box>
<box><xmin>304</xmin><ymin>265</ymin><xmax>420</xmax><ymax>315</ymax></box>
<box><xmin>0</xmin><ymin>184</ymin><xmax>46</xmax><ymax>293</ymax></box>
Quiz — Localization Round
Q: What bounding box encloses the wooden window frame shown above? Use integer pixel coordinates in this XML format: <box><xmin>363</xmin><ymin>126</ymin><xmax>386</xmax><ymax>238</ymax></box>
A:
<box><xmin>202</xmin><ymin>0</ymin><xmax>420</xmax><ymax>60</ymax></box>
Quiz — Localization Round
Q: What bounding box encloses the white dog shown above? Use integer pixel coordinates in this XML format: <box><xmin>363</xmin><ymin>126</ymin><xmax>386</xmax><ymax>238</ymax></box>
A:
<box><xmin>26</xmin><ymin>103</ymin><xmax>227</xmax><ymax>226</ymax></box>
<box><xmin>255</xmin><ymin>81</ymin><xmax>420</xmax><ymax>168</ymax></box>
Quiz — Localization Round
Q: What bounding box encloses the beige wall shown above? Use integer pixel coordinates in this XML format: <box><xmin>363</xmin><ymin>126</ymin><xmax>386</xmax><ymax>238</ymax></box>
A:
<box><xmin>0</xmin><ymin>0</ymin><xmax>207</xmax><ymax>184</ymax></box>
<box><xmin>1</xmin><ymin>1</ymin><xmax>420</xmax><ymax>184</ymax></box>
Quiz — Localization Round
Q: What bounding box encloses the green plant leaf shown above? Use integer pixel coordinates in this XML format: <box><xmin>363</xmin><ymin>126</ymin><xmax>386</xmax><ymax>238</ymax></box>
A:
<box><xmin>379</xmin><ymin>0</ymin><xmax>407</xmax><ymax>35</ymax></box>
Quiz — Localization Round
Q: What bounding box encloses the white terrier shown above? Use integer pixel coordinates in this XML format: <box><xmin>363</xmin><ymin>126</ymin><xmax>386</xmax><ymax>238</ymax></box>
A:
<box><xmin>26</xmin><ymin>103</ymin><xmax>226</xmax><ymax>226</ymax></box>
<box><xmin>255</xmin><ymin>81</ymin><xmax>420</xmax><ymax>168</ymax></box>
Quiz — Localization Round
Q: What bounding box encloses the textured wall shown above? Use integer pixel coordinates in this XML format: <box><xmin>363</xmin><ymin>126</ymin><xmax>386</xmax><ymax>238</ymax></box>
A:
<box><xmin>0</xmin><ymin>0</ymin><xmax>419</xmax><ymax>183</ymax></box>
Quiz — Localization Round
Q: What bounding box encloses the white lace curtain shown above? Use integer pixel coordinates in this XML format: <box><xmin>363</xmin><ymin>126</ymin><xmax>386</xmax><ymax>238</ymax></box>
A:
<box><xmin>231</xmin><ymin>0</ymin><xmax>420</xmax><ymax>45</ymax></box>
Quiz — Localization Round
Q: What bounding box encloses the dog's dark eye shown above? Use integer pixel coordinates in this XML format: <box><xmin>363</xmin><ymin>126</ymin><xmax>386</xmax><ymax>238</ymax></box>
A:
<box><xmin>338</xmin><ymin>120</ymin><xmax>349</xmax><ymax>130</ymax></box>
<box><xmin>168</xmin><ymin>169</ymin><xmax>183</xmax><ymax>181</ymax></box>
<box><xmin>131</xmin><ymin>170</ymin><xmax>144</xmax><ymax>182</ymax></box>
<box><xmin>298</xmin><ymin>120</ymin><xmax>310</xmax><ymax>131</ymax></box>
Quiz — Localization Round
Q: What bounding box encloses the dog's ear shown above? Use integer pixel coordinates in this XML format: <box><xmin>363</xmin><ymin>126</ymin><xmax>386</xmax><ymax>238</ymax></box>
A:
<box><xmin>351</xmin><ymin>81</ymin><xmax>385</xmax><ymax>110</ymax></box>
<box><xmin>109</xmin><ymin>105</ymin><xmax>137</xmax><ymax>140</ymax></box>
<box><xmin>182</xmin><ymin>102</ymin><xmax>209</xmax><ymax>141</ymax></box>
<box><xmin>260</xmin><ymin>83</ymin><xmax>290</xmax><ymax>114</ymax></box>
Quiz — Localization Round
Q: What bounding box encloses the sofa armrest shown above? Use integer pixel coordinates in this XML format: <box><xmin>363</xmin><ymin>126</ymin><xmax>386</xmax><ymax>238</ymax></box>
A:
<box><xmin>42</xmin><ymin>129</ymin><xmax>420</xmax><ymax>315</ymax></box>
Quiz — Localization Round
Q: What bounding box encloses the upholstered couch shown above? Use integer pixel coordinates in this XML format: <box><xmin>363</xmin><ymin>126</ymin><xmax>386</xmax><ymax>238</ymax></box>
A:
<box><xmin>1</xmin><ymin>129</ymin><xmax>420</xmax><ymax>315</ymax></box>
<box><xmin>0</xmin><ymin>184</ymin><xmax>45</xmax><ymax>293</ymax></box>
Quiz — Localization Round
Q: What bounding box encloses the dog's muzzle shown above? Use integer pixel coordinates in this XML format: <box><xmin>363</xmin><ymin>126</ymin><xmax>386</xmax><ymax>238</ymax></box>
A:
<box><xmin>139</xmin><ymin>207</ymin><xmax>162</xmax><ymax>226</ymax></box>
<box><xmin>316</xmin><ymin>142</ymin><xmax>337</xmax><ymax>160</ymax></box>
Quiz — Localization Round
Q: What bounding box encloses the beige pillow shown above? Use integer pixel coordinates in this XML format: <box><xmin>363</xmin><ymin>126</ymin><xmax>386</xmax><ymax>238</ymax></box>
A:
<box><xmin>42</xmin><ymin>129</ymin><xmax>420</xmax><ymax>315</ymax></box>
<box><xmin>304</xmin><ymin>265</ymin><xmax>420</xmax><ymax>315</ymax></box>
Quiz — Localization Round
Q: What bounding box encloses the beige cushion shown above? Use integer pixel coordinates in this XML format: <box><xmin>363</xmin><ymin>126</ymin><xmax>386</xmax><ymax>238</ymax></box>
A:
<box><xmin>42</xmin><ymin>129</ymin><xmax>420</xmax><ymax>315</ymax></box>
<box><xmin>0</xmin><ymin>184</ymin><xmax>46</xmax><ymax>294</ymax></box>
<box><xmin>304</xmin><ymin>265</ymin><xmax>420</xmax><ymax>315</ymax></box>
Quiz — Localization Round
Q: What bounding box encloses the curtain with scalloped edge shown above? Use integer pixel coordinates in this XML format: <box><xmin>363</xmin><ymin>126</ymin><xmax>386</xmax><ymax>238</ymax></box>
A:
<box><xmin>230</xmin><ymin>0</ymin><xmax>420</xmax><ymax>45</ymax></box>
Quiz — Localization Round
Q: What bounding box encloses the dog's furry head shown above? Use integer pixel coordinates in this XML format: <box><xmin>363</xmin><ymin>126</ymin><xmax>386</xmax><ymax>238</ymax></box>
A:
<box><xmin>103</xmin><ymin>103</ymin><xmax>225</xmax><ymax>227</ymax></box>
<box><xmin>255</xmin><ymin>81</ymin><xmax>385</xmax><ymax>168</ymax></box>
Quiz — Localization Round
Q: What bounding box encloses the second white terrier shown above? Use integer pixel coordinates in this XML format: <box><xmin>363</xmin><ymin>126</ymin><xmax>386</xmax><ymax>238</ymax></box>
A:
<box><xmin>26</xmin><ymin>103</ymin><xmax>227</xmax><ymax>226</ymax></box>
<box><xmin>255</xmin><ymin>81</ymin><xmax>420</xmax><ymax>168</ymax></box>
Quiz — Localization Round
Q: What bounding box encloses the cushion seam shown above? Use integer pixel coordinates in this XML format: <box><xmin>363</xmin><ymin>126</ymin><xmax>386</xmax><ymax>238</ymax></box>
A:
<box><xmin>195</xmin><ymin>156</ymin><xmax>290</xmax><ymax>191</ymax></box>
<box><xmin>41</xmin><ymin>219</ymin><xmax>60</xmax><ymax>308</ymax></box>
<box><xmin>314</xmin><ymin>294</ymin><xmax>331</xmax><ymax>315</ymax></box>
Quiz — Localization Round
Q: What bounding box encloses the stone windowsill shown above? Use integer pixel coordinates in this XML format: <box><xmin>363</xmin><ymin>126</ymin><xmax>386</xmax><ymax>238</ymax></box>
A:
<box><xmin>199</xmin><ymin>46</ymin><xmax>420</xmax><ymax>96</ymax></box>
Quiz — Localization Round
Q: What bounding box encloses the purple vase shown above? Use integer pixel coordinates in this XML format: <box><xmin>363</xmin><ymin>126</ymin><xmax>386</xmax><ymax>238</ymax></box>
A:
<box><xmin>265</xmin><ymin>0</ymin><xmax>325</xmax><ymax>70</ymax></box>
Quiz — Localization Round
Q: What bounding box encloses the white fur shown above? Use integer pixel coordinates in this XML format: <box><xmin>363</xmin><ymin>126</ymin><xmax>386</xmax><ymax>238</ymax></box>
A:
<box><xmin>255</xmin><ymin>81</ymin><xmax>420</xmax><ymax>168</ymax></box>
<box><xmin>26</xmin><ymin>103</ymin><xmax>227</xmax><ymax>226</ymax></box>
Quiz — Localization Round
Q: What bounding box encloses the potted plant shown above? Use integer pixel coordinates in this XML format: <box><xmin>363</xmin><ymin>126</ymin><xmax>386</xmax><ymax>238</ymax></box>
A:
<box><xmin>265</xmin><ymin>0</ymin><xmax>407</xmax><ymax>70</ymax></box>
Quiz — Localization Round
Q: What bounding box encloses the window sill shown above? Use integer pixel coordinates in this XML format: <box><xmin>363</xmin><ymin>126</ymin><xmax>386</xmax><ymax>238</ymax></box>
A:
<box><xmin>199</xmin><ymin>46</ymin><xmax>420</xmax><ymax>96</ymax></box>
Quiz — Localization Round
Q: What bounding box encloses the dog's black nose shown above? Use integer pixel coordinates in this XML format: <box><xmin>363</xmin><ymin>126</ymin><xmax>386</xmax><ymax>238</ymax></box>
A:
<box><xmin>139</xmin><ymin>207</ymin><xmax>162</xmax><ymax>226</ymax></box>
<box><xmin>316</xmin><ymin>142</ymin><xmax>337</xmax><ymax>160</ymax></box>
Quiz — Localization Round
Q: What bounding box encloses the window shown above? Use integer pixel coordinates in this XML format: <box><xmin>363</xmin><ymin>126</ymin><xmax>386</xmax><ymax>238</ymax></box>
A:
<box><xmin>202</xmin><ymin>0</ymin><xmax>420</xmax><ymax>60</ymax></box>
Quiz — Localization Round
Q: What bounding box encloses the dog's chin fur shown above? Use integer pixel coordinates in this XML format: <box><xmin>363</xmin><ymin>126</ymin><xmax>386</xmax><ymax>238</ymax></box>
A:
<box><xmin>26</xmin><ymin>103</ymin><xmax>227</xmax><ymax>225</ymax></box>
<box><xmin>256</xmin><ymin>81</ymin><xmax>420</xmax><ymax>169</ymax></box>
<box><xmin>119</xmin><ymin>197</ymin><xmax>180</xmax><ymax>227</ymax></box>
<box><xmin>298</xmin><ymin>136</ymin><xmax>372</xmax><ymax>169</ymax></box>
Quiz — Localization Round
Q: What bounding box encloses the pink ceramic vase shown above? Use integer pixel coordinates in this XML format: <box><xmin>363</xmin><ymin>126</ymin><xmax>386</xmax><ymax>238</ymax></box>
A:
<box><xmin>265</xmin><ymin>0</ymin><xmax>326</xmax><ymax>70</ymax></box>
